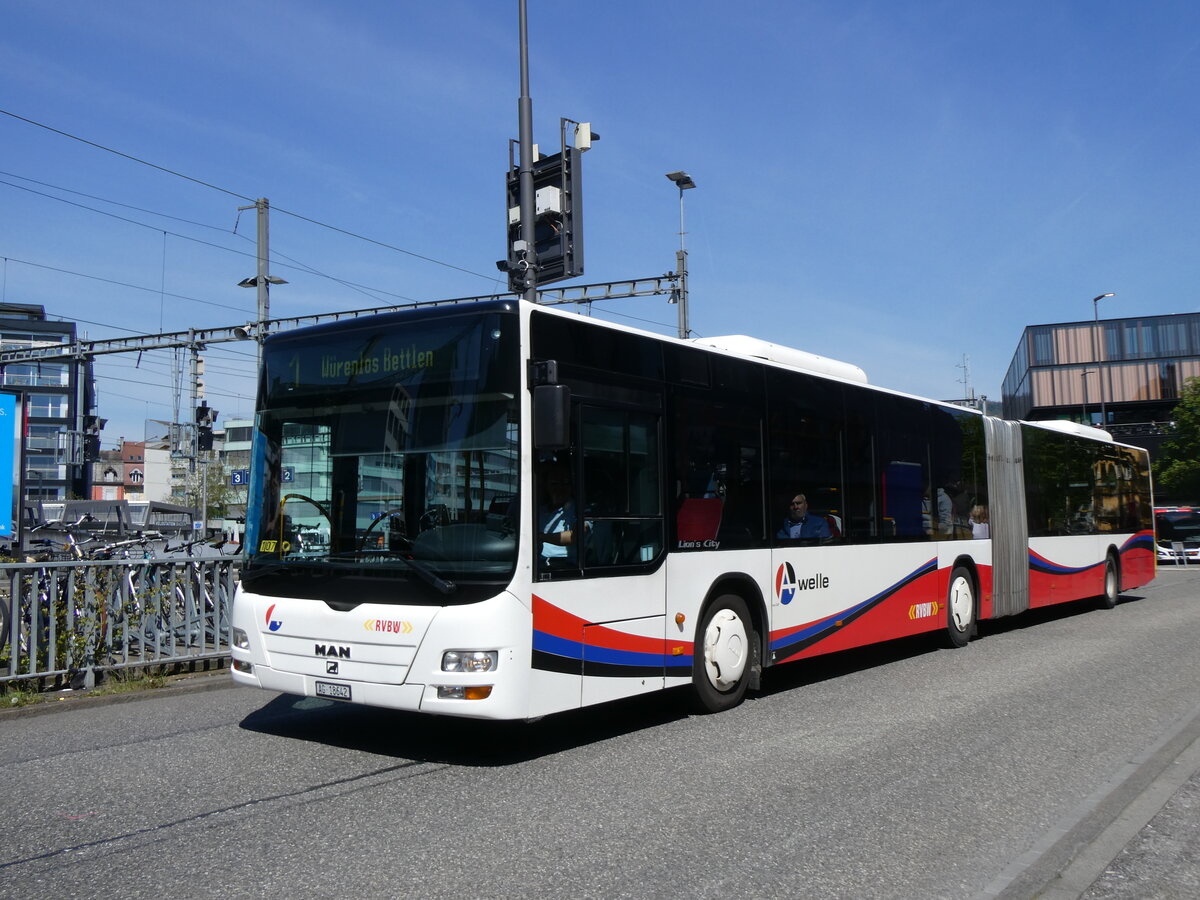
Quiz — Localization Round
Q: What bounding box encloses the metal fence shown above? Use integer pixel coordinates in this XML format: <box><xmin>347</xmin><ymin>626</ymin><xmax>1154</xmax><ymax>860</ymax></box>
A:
<box><xmin>0</xmin><ymin>557</ymin><xmax>237</xmax><ymax>688</ymax></box>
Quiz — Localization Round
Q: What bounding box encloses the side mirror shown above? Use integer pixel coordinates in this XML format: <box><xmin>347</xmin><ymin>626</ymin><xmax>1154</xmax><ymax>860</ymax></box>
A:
<box><xmin>533</xmin><ymin>384</ymin><xmax>571</xmax><ymax>451</ymax></box>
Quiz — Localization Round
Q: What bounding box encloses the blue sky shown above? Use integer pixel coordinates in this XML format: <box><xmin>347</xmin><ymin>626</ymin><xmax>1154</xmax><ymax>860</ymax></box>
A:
<box><xmin>2</xmin><ymin>0</ymin><xmax>1198</xmax><ymax>445</ymax></box>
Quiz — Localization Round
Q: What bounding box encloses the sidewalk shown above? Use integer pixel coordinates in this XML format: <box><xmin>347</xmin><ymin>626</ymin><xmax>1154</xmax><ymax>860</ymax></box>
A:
<box><xmin>983</xmin><ymin>699</ymin><xmax>1200</xmax><ymax>899</ymax></box>
<box><xmin>1084</xmin><ymin>766</ymin><xmax>1200</xmax><ymax>898</ymax></box>
<box><xmin>1</xmin><ymin>663</ymin><xmax>234</xmax><ymax>719</ymax></box>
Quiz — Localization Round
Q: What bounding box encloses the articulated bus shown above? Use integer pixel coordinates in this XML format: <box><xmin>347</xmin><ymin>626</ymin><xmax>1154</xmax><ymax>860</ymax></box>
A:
<box><xmin>229</xmin><ymin>299</ymin><xmax>1156</xmax><ymax>718</ymax></box>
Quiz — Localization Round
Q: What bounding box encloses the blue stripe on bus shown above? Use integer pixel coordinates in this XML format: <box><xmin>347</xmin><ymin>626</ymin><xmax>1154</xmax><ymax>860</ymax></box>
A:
<box><xmin>1121</xmin><ymin>532</ymin><xmax>1155</xmax><ymax>552</ymax></box>
<box><xmin>1031</xmin><ymin>531</ymin><xmax>1156</xmax><ymax>575</ymax></box>
<box><xmin>533</xmin><ymin>629</ymin><xmax>690</xmax><ymax>671</ymax></box>
<box><xmin>583</xmin><ymin>645</ymin><xmax>670</xmax><ymax>668</ymax></box>
<box><xmin>769</xmin><ymin>557</ymin><xmax>937</xmax><ymax>657</ymax></box>
<box><xmin>1028</xmin><ymin>554</ymin><xmax>1101</xmax><ymax>576</ymax></box>
<box><xmin>533</xmin><ymin>630</ymin><xmax>583</xmax><ymax>659</ymax></box>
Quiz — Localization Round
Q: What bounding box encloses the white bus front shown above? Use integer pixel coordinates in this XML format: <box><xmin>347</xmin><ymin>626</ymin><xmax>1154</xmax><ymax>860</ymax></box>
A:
<box><xmin>230</xmin><ymin>302</ymin><xmax>531</xmax><ymax>719</ymax></box>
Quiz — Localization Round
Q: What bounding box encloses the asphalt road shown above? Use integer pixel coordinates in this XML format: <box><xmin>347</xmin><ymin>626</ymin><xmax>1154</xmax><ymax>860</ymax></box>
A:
<box><xmin>1</xmin><ymin>569</ymin><xmax>1198</xmax><ymax>899</ymax></box>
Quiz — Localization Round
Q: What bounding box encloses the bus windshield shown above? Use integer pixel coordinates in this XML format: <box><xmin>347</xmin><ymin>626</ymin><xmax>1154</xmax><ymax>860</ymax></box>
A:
<box><xmin>241</xmin><ymin>307</ymin><xmax>520</xmax><ymax>603</ymax></box>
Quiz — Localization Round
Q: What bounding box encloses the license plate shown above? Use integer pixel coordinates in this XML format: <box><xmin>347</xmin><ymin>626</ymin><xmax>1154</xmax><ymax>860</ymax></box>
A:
<box><xmin>315</xmin><ymin>680</ymin><xmax>352</xmax><ymax>701</ymax></box>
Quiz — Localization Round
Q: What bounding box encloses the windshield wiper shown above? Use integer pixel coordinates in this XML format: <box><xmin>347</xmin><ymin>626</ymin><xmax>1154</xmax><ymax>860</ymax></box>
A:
<box><xmin>326</xmin><ymin>550</ymin><xmax>457</xmax><ymax>596</ymax></box>
<box><xmin>390</xmin><ymin>553</ymin><xmax>457</xmax><ymax>595</ymax></box>
<box><xmin>247</xmin><ymin>552</ymin><xmax>457</xmax><ymax>596</ymax></box>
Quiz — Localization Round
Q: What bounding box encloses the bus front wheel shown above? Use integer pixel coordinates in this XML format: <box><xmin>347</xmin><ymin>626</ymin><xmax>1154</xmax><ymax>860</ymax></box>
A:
<box><xmin>945</xmin><ymin>566</ymin><xmax>975</xmax><ymax>649</ymax></box>
<box><xmin>692</xmin><ymin>594</ymin><xmax>754</xmax><ymax>713</ymax></box>
<box><xmin>1099</xmin><ymin>555</ymin><xmax>1120</xmax><ymax>609</ymax></box>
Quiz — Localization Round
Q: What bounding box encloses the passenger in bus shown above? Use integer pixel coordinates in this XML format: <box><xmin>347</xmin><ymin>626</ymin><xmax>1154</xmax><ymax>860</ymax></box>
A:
<box><xmin>937</xmin><ymin>484</ymin><xmax>955</xmax><ymax>532</ymax></box>
<box><xmin>970</xmin><ymin>504</ymin><xmax>989</xmax><ymax>539</ymax></box>
<box><xmin>777</xmin><ymin>494</ymin><xmax>832</xmax><ymax>541</ymax></box>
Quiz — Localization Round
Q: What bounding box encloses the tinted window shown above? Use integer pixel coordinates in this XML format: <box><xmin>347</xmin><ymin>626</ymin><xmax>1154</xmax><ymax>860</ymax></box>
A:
<box><xmin>671</xmin><ymin>393</ymin><xmax>765</xmax><ymax>551</ymax></box>
<box><xmin>1021</xmin><ymin>427</ymin><xmax>1144</xmax><ymax>538</ymax></box>
<box><xmin>842</xmin><ymin>384</ymin><xmax>877</xmax><ymax>541</ymax></box>
<box><xmin>580</xmin><ymin>407</ymin><xmax>663</xmax><ymax>568</ymax></box>
<box><xmin>931</xmin><ymin>407</ymin><xmax>989</xmax><ymax>540</ymax></box>
<box><xmin>1157</xmin><ymin>511</ymin><xmax>1200</xmax><ymax>542</ymax></box>
<box><xmin>1023</xmin><ymin>427</ymin><xmax>1090</xmax><ymax>537</ymax></box>
<box><xmin>876</xmin><ymin>396</ymin><xmax>932</xmax><ymax>540</ymax></box>
<box><xmin>767</xmin><ymin>371</ymin><xmax>845</xmax><ymax>544</ymax></box>
<box><xmin>530</xmin><ymin>312</ymin><xmax>663</xmax><ymax>381</ymax></box>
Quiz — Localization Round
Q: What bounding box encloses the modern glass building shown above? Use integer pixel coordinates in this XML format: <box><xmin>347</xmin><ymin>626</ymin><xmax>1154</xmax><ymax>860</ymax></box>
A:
<box><xmin>1002</xmin><ymin>311</ymin><xmax>1200</xmax><ymax>456</ymax></box>
<box><xmin>0</xmin><ymin>302</ymin><xmax>97</xmax><ymax>505</ymax></box>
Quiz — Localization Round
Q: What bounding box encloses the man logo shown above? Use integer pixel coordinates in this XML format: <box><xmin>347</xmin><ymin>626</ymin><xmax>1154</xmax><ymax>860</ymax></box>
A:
<box><xmin>315</xmin><ymin>644</ymin><xmax>351</xmax><ymax>659</ymax></box>
<box><xmin>326</xmin><ymin>661</ymin><xmax>339</xmax><ymax>675</ymax></box>
<box><xmin>776</xmin><ymin>562</ymin><xmax>797</xmax><ymax>605</ymax></box>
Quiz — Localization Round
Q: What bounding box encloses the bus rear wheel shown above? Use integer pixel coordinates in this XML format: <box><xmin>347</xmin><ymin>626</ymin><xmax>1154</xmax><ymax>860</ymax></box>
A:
<box><xmin>692</xmin><ymin>594</ymin><xmax>754</xmax><ymax>713</ymax></box>
<box><xmin>1099</xmin><ymin>555</ymin><xmax>1120</xmax><ymax>609</ymax></box>
<box><xmin>945</xmin><ymin>566</ymin><xmax>975</xmax><ymax>649</ymax></box>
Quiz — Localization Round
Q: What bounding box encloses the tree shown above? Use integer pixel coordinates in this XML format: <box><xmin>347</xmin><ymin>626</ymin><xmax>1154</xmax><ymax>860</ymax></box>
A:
<box><xmin>1154</xmin><ymin>376</ymin><xmax>1200</xmax><ymax>501</ymax></box>
<box><xmin>182</xmin><ymin>458</ymin><xmax>234</xmax><ymax>524</ymax></box>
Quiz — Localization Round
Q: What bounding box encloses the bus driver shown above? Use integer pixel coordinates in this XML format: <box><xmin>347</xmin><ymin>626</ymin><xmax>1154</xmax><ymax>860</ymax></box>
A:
<box><xmin>539</xmin><ymin>464</ymin><xmax>578</xmax><ymax>564</ymax></box>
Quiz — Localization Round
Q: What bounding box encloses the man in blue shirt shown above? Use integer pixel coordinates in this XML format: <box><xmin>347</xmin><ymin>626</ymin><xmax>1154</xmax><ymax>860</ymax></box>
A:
<box><xmin>778</xmin><ymin>493</ymin><xmax>832</xmax><ymax>540</ymax></box>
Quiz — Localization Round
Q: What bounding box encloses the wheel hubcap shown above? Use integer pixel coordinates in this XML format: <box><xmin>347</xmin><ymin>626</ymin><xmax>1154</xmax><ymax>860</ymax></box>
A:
<box><xmin>704</xmin><ymin>609</ymin><xmax>748</xmax><ymax>690</ymax></box>
<box><xmin>949</xmin><ymin>577</ymin><xmax>973</xmax><ymax>632</ymax></box>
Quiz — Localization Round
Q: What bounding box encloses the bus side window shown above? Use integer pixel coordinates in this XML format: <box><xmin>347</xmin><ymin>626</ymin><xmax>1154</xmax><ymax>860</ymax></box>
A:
<box><xmin>767</xmin><ymin>371</ymin><xmax>845</xmax><ymax>547</ymax></box>
<box><xmin>875</xmin><ymin>396</ymin><xmax>932</xmax><ymax>542</ymax></box>
<box><xmin>580</xmin><ymin>407</ymin><xmax>663</xmax><ymax>569</ymax></box>
<box><xmin>672</xmin><ymin>396</ymin><xmax>764</xmax><ymax>550</ymax></box>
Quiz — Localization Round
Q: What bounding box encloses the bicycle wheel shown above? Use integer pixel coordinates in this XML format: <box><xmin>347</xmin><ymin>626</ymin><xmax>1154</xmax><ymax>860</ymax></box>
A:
<box><xmin>0</xmin><ymin>590</ymin><xmax>10</xmax><ymax>657</ymax></box>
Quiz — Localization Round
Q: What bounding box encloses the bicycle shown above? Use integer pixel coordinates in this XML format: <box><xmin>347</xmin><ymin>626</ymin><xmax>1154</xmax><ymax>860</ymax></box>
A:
<box><xmin>2</xmin><ymin>514</ymin><xmax>96</xmax><ymax>674</ymax></box>
<box><xmin>163</xmin><ymin>535</ymin><xmax>234</xmax><ymax>647</ymax></box>
<box><xmin>84</xmin><ymin>532</ymin><xmax>169</xmax><ymax>660</ymax></box>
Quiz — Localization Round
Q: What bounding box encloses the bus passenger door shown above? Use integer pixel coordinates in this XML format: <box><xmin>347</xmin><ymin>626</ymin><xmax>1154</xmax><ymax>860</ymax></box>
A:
<box><xmin>531</xmin><ymin>404</ymin><xmax>667</xmax><ymax>712</ymax></box>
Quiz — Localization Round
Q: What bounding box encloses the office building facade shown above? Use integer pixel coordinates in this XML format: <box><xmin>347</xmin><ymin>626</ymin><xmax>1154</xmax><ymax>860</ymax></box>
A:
<box><xmin>1002</xmin><ymin>311</ymin><xmax>1200</xmax><ymax>458</ymax></box>
<box><xmin>0</xmin><ymin>302</ymin><xmax>96</xmax><ymax>504</ymax></box>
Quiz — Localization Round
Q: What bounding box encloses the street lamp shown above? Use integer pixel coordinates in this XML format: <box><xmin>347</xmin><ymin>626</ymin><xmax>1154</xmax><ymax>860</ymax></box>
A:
<box><xmin>1080</xmin><ymin>369</ymin><xmax>1094</xmax><ymax>423</ymax></box>
<box><xmin>1091</xmin><ymin>292</ymin><xmax>1116</xmax><ymax>426</ymax></box>
<box><xmin>665</xmin><ymin>171</ymin><xmax>696</xmax><ymax>339</ymax></box>
<box><xmin>236</xmin><ymin>197</ymin><xmax>287</xmax><ymax>367</ymax></box>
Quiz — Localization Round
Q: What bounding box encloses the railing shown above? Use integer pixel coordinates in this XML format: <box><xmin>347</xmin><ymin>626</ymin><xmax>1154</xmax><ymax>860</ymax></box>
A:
<box><xmin>1107</xmin><ymin>421</ymin><xmax>1172</xmax><ymax>437</ymax></box>
<box><xmin>0</xmin><ymin>556</ymin><xmax>237</xmax><ymax>688</ymax></box>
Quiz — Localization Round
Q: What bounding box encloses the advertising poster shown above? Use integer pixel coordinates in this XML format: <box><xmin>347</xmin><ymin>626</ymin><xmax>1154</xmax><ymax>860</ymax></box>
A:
<box><xmin>0</xmin><ymin>391</ymin><xmax>19</xmax><ymax>541</ymax></box>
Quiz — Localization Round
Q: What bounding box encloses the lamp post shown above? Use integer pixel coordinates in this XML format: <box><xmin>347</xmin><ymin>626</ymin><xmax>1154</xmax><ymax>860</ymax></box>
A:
<box><xmin>237</xmin><ymin>198</ymin><xmax>287</xmax><ymax>368</ymax></box>
<box><xmin>515</xmin><ymin>0</ymin><xmax>538</xmax><ymax>304</ymax></box>
<box><xmin>1080</xmin><ymin>368</ymin><xmax>1094</xmax><ymax>423</ymax></box>
<box><xmin>665</xmin><ymin>171</ymin><xmax>696</xmax><ymax>339</ymax></box>
<box><xmin>1091</xmin><ymin>292</ymin><xmax>1116</xmax><ymax>426</ymax></box>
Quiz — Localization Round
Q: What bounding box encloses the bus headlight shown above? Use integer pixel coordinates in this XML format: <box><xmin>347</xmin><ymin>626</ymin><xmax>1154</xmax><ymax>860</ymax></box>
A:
<box><xmin>232</xmin><ymin>627</ymin><xmax>249</xmax><ymax>650</ymax></box>
<box><xmin>441</xmin><ymin>650</ymin><xmax>498</xmax><ymax>673</ymax></box>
